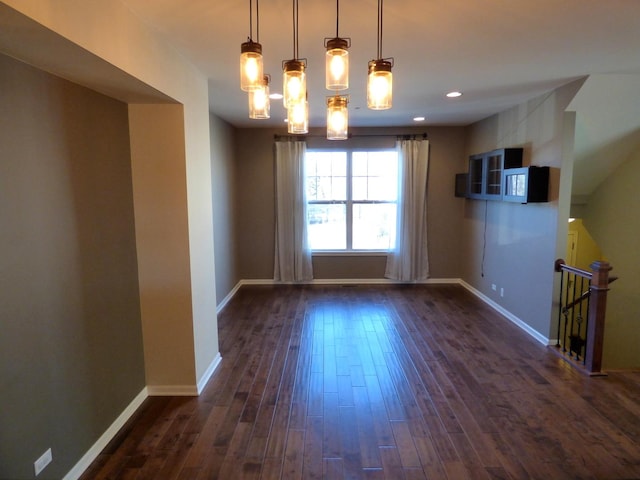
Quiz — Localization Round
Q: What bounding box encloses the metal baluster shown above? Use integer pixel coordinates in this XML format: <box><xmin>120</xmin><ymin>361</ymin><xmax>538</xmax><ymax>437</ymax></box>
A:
<box><xmin>583</xmin><ymin>278</ymin><xmax>591</xmax><ymax>366</ymax></box>
<box><xmin>556</xmin><ymin>270</ymin><xmax>564</xmax><ymax>348</ymax></box>
<box><xmin>563</xmin><ymin>271</ymin><xmax>572</xmax><ymax>352</ymax></box>
<box><xmin>569</xmin><ymin>272</ymin><xmax>578</xmax><ymax>356</ymax></box>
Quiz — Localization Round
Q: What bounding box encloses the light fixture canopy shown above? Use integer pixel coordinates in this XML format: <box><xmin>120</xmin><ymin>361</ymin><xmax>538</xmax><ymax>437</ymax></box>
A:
<box><xmin>327</xmin><ymin>95</ymin><xmax>349</xmax><ymax>140</ymax></box>
<box><xmin>288</xmin><ymin>98</ymin><xmax>309</xmax><ymax>134</ymax></box>
<box><xmin>367</xmin><ymin>0</ymin><xmax>393</xmax><ymax>110</ymax></box>
<box><xmin>249</xmin><ymin>75</ymin><xmax>270</xmax><ymax>119</ymax></box>
<box><xmin>240</xmin><ymin>0</ymin><xmax>263</xmax><ymax>91</ymax></box>
<box><xmin>367</xmin><ymin>58</ymin><xmax>393</xmax><ymax>110</ymax></box>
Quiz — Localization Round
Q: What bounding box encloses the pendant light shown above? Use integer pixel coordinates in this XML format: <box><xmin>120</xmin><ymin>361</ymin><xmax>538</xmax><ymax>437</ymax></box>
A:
<box><xmin>249</xmin><ymin>75</ymin><xmax>271</xmax><ymax>119</ymax></box>
<box><xmin>327</xmin><ymin>95</ymin><xmax>348</xmax><ymax>140</ymax></box>
<box><xmin>325</xmin><ymin>0</ymin><xmax>350</xmax><ymax>90</ymax></box>
<box><xmin>367</xmin><ymin>0</ymin><xmax>393</xmax><ymax>110</ymax></box>
<box><xmin>283</xmin><ymin>0</ymin><xmax>306</xmax><ymax>108</ymax></box>
<box><xmin>288</xmin><ymin>95</ymin><xmax>309</xmax><ymax>134</ymax></box>
<box><xmin>240</xmin><ymin>0</ymin><xmax>263</xmax><ymax>92</ymax></box>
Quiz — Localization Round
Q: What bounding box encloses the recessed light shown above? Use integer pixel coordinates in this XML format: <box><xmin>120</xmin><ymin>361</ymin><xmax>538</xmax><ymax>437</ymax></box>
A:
<box><xmin>413</xmin><ymin>116</ymin><xmax>425</xmax><ymax>122</ymax></box>
<box><xmin>446</xmin><ymin>91</ymin><xmax>463</xmax><ymax>98</ymax></box>
<box><xmin>270</xmin><ymin>92</ymin><xmax>284</xmax><ymax>100</ymax></box>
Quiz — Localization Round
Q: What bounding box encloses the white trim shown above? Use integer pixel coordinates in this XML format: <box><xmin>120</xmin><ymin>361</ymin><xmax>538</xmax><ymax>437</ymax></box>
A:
<box><xmin>216</xmin><ymin>283</ymin><xmax>243</xmax><ymax>314</ymax></box>
<box><xmin>459</xmin><ymin>280</ymin><xmax>550</xmax><ymax>345</ymax></box>
<box><xmin>237</xmin><ymin>278</ymin><xmax>275</xmax><ymax>286</ymax></box>
<box><xmin>63</xmin><ymin>388</ymin><xmax>148</xmax><ymax>480</ymax></box>
<box><xmin>146</xmin><ymin>384</ymin><xmax>199</xmax><ymax>396</ymax></box>
<box><xmin>196</xmin><ymin>352</ymin><xmax>222</xmax><ymax>394</ymax></box>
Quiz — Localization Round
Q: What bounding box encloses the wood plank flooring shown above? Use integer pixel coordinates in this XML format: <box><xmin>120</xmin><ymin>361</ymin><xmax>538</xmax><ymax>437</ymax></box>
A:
<box><xmin>82</xmin><ymin>284</ymin><xmax>640</xmax><ymax>479</ymax></box>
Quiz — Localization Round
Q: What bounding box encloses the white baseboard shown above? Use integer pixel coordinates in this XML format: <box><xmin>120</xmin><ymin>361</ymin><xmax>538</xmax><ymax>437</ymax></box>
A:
<box><xmin>146</xmin><ymin>384</ymin><xmax>199</xmax><ymax>396</ymax></box>
<box><xmin>62</xmin><ymin>354</ymin><xmax>223</xmax><ymax>479</ymax></box>
<box><xmin>216</xmin><ymin>283</ymin><xmax>243</xmax><ymax>314</ymax></box>
<box><xmin>146</xmin><ymin>353</ymin><xmax>222</xmax><ymax>396</ymax></box>
<box><xmin>459</xmin><ymin>280</ymin><xmax>550</xmax><ymax>346</ymax></box>
<box><xmin>197</xmin><ymin>352</ymin><xmax>222</xmax><ymax>394</ymax></box>
<box><xmin>63</xmin><ymin>388</ymin><xmax>148</xmax><ymax>480</ymax></box>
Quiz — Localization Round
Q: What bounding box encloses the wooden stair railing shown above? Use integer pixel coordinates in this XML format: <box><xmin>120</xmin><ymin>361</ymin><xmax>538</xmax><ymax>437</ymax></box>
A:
<box><xmin>554</xmin><ymin>259</ymin><xmax>615</xmax><ymax>375</ymax></box>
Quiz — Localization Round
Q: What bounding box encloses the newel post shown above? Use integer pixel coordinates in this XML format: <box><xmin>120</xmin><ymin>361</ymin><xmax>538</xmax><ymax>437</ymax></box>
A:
<box><xmin>585</xmin><ymin>260</ymin><xmax>612</xmax><ymax>374</ymax></box>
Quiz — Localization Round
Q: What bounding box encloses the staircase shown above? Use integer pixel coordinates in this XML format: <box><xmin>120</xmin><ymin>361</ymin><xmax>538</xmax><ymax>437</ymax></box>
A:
<box><xmin>554</xmin><ymin>259</ymin><xmax>617</xmax><ymax>375</ymax></box>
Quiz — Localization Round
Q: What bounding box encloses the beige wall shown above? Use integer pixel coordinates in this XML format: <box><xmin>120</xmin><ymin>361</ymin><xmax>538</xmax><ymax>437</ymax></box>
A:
<box><xmin>0</xmin><ymin>53</ymin><xmax>145</xmax><ymax>480</ymax></box>
<box><xmin>234</xmin><ymin>126</ymin><xmax>466</xmax><ymax>281</ymax></box>
<box><xmin>1</xmin><ymin>0</ymin><xmax>220</xmax><ymax>389</ymax></box>
<box><xmin>462</xmin><ymin>81</ymin><xmax>584</xmax><ymax>338</ymax></box>
<box><xmin>583</xmin><ymin>149</ymin><xmax>640</xmax><ymax>368</ymax></box>
<box><xmin>210</xmin><ymin>114</ymin><xmax>239</xmax><ymax>302</ymax></box>
<box><xmin>128</xmin><ymin>105</ymin><xmax>196</xmax><ymax>386</ymax></box>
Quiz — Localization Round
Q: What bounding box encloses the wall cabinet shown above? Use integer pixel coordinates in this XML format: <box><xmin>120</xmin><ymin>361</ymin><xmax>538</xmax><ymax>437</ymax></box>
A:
<box><xmin>467</xmin><ymin>148</ymin><xmax>523</xmax><ymax>200</ymax></box>
<box><xmin>502</xmin><ymin>166</ymin><xmax>549</xmax><ymax>203</ymax></box>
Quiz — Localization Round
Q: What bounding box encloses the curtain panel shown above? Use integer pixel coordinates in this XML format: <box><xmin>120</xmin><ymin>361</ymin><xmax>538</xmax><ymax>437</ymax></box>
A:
<box><xmin>274</xmin><ymin>140</ymin><xmax>313</xmax><ymax>282</ymax></box>
<box><xmin>385</xmin><ymin>139</ymin><xmax>430</xmax><ymax>282</ymax></box>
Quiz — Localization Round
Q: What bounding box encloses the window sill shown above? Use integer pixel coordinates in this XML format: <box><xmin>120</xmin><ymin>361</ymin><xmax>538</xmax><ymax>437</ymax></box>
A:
<box><xmin>312</xmin><ymin>251</ymin><xmax>390</xmax><ymax>257</ymax></box>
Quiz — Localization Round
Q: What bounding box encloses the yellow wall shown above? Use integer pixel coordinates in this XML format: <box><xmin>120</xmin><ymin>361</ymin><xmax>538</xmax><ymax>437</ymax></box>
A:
<box><xmin>567</xmin><ymin>218</ymin><xmax>604</xmax><ymax>271</ymax></box>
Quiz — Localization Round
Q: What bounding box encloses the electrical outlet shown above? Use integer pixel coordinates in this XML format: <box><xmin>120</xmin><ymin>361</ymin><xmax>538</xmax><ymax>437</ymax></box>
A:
<box><xmin>491</xmin><ymin>284</ymin><xmax>497</xmax><ymax>291</ymax></box>
<box><xmin>34</xmin><ymin>448</ymin><xmax>52</xmax><ymax>476</ymax></box>
<box><xmin>500</xmin><ymin>287</ymin><xmax>504</xmax><ymax>297</ymax></box>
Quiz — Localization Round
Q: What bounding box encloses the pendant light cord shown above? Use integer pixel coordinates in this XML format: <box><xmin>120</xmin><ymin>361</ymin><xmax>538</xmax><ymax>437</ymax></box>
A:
<box><xmin>248</xmin><ymin>0</ymin><xmax>253</xmax><ymax>40</ymax></box>
<box><xmin>377</xmin><ymin>0</ymin><xmax>383</xmax><ymax>59</ymax></box>
<box><xmin>292</xmin><ymin>0</ymin><xmax>299</xmax><ymax>59</ymax></box>
<box><xmin>336</xmin><ymin>0</ymin><xmax>340</xmax><ymax>37</ymax></box>
<box><xmin>247</xmin><ymin>0</ymin><xmax>260</xmax><ymax>42</ymax></box>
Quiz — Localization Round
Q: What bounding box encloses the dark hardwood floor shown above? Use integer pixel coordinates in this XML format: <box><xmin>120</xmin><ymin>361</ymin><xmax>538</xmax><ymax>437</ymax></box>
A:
<box><xmin>82</xmin><ymin>284</ymin><xmax>640</xmax><ymax>479</ymax></box>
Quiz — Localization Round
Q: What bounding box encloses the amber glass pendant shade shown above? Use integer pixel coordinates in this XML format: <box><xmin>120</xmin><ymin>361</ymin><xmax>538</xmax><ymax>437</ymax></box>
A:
<box><xmin>326</xmin><ymin>95</ymin><xmax>348</xmax><ymax>140</ymax></box>
<box><xmin>325</xmin><ymin>38</ymin><xmax>349</xmax><ymax>90</ymax></box>
<box><xmin>367</xmin><ymin>59</ymin><xmax>392</xmax><ymax>110</ymax></box>
<box><xmin>287</xmin><ymin>99</ymin><xmax>308</xmax><ymax>134</ymax></box>
<box><xmin>240</xmin><ymin>41</ymin><xmax>263</xmax><ymax>92</ymax></box>
<box><xmin>248</xmin><ymin>75</ymin><xmax>270</xmax><ymax>119</ymax></box>
<box><xmin>283</xmin><ymin>60</ymin><xmax>306</xmax><ymax>108</ymax></box>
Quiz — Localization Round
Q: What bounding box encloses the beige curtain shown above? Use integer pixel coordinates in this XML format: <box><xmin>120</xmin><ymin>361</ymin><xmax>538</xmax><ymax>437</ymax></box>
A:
<box><xmin>274</xmin><ymin>140</ymin><xmax>313</xmax><ymax>282</ymax></box>
<box><xmin>385</xmin><ymin>139</ymin><xmax>430</xmax><ymax>281</ymax></box>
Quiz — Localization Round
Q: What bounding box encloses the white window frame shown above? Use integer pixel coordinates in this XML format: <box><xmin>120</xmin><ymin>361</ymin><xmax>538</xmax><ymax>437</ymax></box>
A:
<box><xmin>306</xmin><ymin>148</ymin><xmax>398</xmax><ymax>254</ymax></box>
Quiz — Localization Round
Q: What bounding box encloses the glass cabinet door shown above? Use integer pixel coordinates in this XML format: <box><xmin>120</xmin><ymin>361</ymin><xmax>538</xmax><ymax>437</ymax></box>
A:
<box><xmin>464</xmin><ymin>148</ymin><xmax>523</xmax><ymax>200</ymax></box>
<box><xmin>485</xmin><ymin>153</ymin><xmax>502</xmax><ymax>196</ymax></box>
<box><xmin>468</xmin><ymin>155</ymin><xmax>484</xmax><ymax>197</ymax></box>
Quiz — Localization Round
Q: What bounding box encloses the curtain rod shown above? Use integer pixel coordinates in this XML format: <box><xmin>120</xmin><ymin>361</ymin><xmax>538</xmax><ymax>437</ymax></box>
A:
<box><xmin>273</xmin><ymin>132</ymin><xmax>427</xmax><ymax>140</ymax></box>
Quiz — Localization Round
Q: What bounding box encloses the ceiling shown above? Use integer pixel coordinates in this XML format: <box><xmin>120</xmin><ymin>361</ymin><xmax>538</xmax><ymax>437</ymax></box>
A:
<box><xmin>120</xmin><ymin>0</ymin><xmax>640</xmax><ymax>130</ymax></box>
<box><xmin>568</xmin><ymin>74</ymin><xmax>640</xmax><ymax>196</ymax></box>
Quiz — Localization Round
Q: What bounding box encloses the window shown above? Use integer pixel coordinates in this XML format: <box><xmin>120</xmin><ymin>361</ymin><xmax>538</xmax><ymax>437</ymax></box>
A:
<box><xmin>305</xmin><ymin>149</ymin><xmax>398</xmax><ymax>251</ymax></box>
